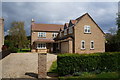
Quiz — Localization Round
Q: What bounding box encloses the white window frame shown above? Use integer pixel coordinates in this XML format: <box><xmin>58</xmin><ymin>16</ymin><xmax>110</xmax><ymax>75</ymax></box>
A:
<box><xmin>37</xmin><ymin>43</ymin><xmax>46</xmax><ymax>49</ymax></box>
<box><xmin>64</xmin><ymin>29</ymin><xmax>67</xmax><ymax>35</ymax></box>
<box><xmin>52</xmin><ymin>33</ymin><xmax>58</xmax><ymax>38</ymax></box>
<box><xmin>84</xmin><ymin>25</ymin><xmax>91</xmax><ymax>33</ymax></box>
<box><xmin>90</xmin><ymin>41</ymin><xmax>94</xmax><ymax>49</ymax></box>
<box><xmin>81</xmin><ymin>40</ymin><xmax>85</xmax><ymax>50</ymax></box>
<box><xmin>38</xmin><ymin>32</ymin><xmax>46</xmax><ymax>37</ymax></box>
<box><xmin>69</xmin><ymin>27</ymin><xmax>73</xmax><ymax>34</ymax></box>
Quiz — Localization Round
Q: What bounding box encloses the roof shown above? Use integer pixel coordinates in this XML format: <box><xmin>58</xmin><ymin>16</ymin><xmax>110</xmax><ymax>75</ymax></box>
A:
<box><xmin>32</xmin><ymin>23</ymin><xmax>64</xmax><ymax>32</ymax></box>
<box><xmin>34</xmin><ymin>38</ymin><xmax>55</xmax><ymax>43</ymax></box>
<box><xmin>71</xmin><ymin>20</ymin><xmax>77</xmax><ymax>24</ymax></box>
<box><xmin>64</xmin><ymin>23</ymin><xmax>69</xmax><ymax>29</ymax></box>
<box><xmin>65</xmin><ymin>23</ymin><xmax>69</xmax><ymax>27</ymax></box>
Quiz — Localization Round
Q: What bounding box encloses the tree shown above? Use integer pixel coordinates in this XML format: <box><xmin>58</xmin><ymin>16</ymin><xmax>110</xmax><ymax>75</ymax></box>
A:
<box><xmin>108</xmin><ymin>27</ymin><xmax>117</xmax><ymax>35</ymax></box>
<box><xmin>106</xmin><ymin>12</ymin><xmax>120</xmax><ymax>52</ymax></box>
<box><xmin>9</xmin><ymin>21</ymin><xmax>27</xmax><ymax>49</ymax></box>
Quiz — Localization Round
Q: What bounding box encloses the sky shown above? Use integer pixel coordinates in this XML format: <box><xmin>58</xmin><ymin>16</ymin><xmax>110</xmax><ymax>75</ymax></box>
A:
<box><xmin>1</xmin><ymin>2</ymin><xmax>119</xmax><ymax>36</ymax></box>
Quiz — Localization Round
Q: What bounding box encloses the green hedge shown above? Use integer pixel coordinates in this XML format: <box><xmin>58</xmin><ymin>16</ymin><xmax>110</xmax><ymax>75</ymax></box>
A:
<box><xmin>57</xmin><ymin>52</ymin><xmax>120</xmax><ymax>76</ymax></box>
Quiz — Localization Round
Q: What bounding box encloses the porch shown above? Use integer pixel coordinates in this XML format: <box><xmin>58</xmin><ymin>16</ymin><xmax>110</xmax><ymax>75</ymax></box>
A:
<box><xmin>31</xmin><ymin>39</ymin><xmax>59</xmax><ymax>53</ymax></box>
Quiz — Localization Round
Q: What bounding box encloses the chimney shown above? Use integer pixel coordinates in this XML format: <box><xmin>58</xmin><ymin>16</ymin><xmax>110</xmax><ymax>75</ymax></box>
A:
<box><xmin>31</xmin><ymin>18</ymin><xmax>35</xmax><ymax>25</ymax></box>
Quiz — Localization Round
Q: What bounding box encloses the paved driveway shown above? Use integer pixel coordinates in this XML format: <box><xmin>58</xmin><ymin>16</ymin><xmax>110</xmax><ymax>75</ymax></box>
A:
<box><xmin>0</xmin><ymin>53</ymin><xmax>57</xmax><ymax>78</ymax></box>
<box><xmin>1</xmin><ymin>53</ymin><xmax>38</xmax><ymax>78</ymax></box>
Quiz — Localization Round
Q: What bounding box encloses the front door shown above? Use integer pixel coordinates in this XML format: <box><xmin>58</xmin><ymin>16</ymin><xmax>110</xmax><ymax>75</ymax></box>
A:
<box><xmin>53</xmin><ymin>43</ymin><xmax>58</xmax><ymax>53</ymax></box>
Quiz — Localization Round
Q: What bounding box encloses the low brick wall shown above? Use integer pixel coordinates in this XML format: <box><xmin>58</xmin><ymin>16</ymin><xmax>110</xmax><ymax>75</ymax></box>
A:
<box><xmin>0</xmin><ymin>50</ymin><xmax>10</xmax><ymax>60</ymax></box>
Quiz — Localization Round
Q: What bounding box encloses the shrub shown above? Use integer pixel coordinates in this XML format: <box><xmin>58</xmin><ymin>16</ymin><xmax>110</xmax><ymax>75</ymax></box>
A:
<box><xmin>57</xmin><ymin>52</ymin><xmax>120</xmax><ymax>76</ymax></box>
<box><xmin>8</xmin><ymin>46</ymin><xmax>18</xmax><ymax>53</ymax></box>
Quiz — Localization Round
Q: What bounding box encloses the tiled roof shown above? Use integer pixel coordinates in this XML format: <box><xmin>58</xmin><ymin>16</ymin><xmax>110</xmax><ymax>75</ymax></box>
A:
<box><xmin>32</xmin><ymin>23</ymin><xmax>64</xmax><ymax>32</ymax></box>
<box><xmin>71</xmin><ymin>20</ymin><xmax>77</xmax><ymax>24</ymax></box>
<box><xmin>65</xmin><ymin>23</ymin><xmax>69</xmax><ymax>27</ymax></box>
<box><xmin>34</xmin><ymin>38</ymin><xmax>55</xmax><ymax>43</ymax></box>
<box><xmin>64</xmin><ymin>23</ymin><xmax>69</xmax><ymax>29</ymax></box>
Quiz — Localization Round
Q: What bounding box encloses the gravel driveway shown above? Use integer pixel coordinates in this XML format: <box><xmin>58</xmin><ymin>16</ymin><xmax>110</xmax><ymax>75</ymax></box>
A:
<box><xmin>0</xmin><ymin>53</ymin><xmax>57</xmax><ymax>79</ymax></box>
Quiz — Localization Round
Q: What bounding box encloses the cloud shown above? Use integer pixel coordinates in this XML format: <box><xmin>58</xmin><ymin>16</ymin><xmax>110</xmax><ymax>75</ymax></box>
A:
<box><xmin>2</xmin><ymin>2</ymin><xmax>118</xmax><ymax>35</ymax></box>
<box><xmin>2</xmin><ymin>0</ymin><xmax>120</xmax><ymax>2</ymax></box>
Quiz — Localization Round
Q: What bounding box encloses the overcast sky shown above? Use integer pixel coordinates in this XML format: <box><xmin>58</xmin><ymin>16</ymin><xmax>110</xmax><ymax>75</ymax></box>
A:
<box><xmin>2</xmin><ymin>2</ymin><xmax>118</xmax><ymax>35</ymax></box>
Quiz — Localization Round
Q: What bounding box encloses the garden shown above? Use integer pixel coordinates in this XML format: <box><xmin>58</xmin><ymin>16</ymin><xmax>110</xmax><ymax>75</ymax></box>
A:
<box><xmin>49</xmin><ymin>52</ymin><xmax>120</xmax><ymax>80</ymax></box>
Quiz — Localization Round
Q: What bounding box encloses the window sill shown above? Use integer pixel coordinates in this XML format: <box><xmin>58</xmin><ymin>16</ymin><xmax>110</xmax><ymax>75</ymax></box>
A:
<box><xmin>38</xmin><ymin>37</ymin><xmax>46</xmax><ymax>38</ymax></box>
<box><xmin>90</xmin><ymin>48</ymin><xmax>94</xmax><ymax>50</ymax></box>
<box><xmin>81</xmin><ymin>48</ymin><xmax>85</xmax><ymax>50</ymax></box>
<box><xmin>84</xmin><ymin>32</ymin><xmax>91</xmax><ymax>34</ymax></box>
<box><xmin>37</xmin><ymin>48</ymin><xmax>47</xmax><ymax>50</ymax></box>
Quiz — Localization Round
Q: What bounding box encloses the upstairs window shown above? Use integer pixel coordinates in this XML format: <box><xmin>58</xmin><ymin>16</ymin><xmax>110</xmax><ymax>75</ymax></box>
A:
<box><xmin>52</xmin><ymin>33</ymin><xmax>58</xmax><ymax>38</ymax></box>
<box><xmin>64</xmin><ymin>29</ymin><xmax>67</xmax><ymax>35</ymax></box>
<box><xmin>84</xmin><ymin>25</ymin><xmax>91</xmax><ymax>33</ymax></box>
<box><xmin>81</xmin><ymin>40</ymin><xmax>85</xmax><ymax>49</ymax></box>
<box><xmin>37</xmin><ymin>43</ymin><xmax>46</xmax><ymax>49</ymax></box>
<box><xmin>90</xmin><ymin>41</ymin><xmax>94</xmax><ymax>49</ymax></box>
<box><xmin>38</xmin><ymin>32</ymin><xmax>46</xmax><ymax>37</ymax></box>
<box><xmin>69</xmin><ymin>27</ymin><xmax>73</xmax><ymax>34</ymax></box>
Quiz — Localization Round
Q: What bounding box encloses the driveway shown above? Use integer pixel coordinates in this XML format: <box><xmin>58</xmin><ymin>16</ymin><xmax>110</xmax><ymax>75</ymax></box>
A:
<box><xmin>0</xmin><ymin>53</ymin><xmax>57</xmax><ymax>78</ymax></box>
<box><xmin>1</xmin><ymin>53</ymin><xmax>38</xmax><ymax>78</ymax></box>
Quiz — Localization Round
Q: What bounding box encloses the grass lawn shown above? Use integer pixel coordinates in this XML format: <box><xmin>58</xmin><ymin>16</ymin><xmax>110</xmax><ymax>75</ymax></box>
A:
<box><xmin>49</xmin><ymin>61</ymin><xmax>57</xmax><ymax>73</ymax></box>
<box><xmin>59</xmin><ymin>72</ymin><xmax>119</xmax><ymax>80</ymax></box>
<box><xmin>17</xmin><ymin>48</ymin><xmax>31</xmax><ymax>53</ymax></box>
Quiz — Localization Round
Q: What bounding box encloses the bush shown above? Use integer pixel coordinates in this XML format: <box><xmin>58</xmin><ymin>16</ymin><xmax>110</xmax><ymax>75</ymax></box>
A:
<box><xmin>9</xmin><ymin>46</ymin><xmax>18</xmax><ymax>53</ymax></box>
<box><xmin>57</xmin><ymin>52</ymin><xmax>120</xmax><ymax>76</ymax></box>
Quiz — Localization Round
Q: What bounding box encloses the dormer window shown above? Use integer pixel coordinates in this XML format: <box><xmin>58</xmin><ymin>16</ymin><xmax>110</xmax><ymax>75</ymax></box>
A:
<box><xmin>52</xmin><ymin>33</ymin><xmax>58</xmax><ymax>38</ymax></box>
<box><xmin>64</xmin><ymin>29</ymin><xmax>67</xmax><ymax>35</ymax></box>
<box><xmin>84</xmin><ymin>25</ymin><xmax>91</xmax><ymax>33</ymax></box>
<box><xmin>60</xmin><ymin>32</ymin><xmax>62</xmax><ymax>37</ymax></box>
<box><xmin>69</xmin><ymin>27</ymin><xmax>73</xmax><ymax>34</ymax></box>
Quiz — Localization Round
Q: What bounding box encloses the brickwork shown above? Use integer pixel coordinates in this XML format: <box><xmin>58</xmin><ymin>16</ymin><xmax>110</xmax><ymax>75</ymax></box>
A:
<box><xmin>38</xmin><ymin>53</ymin><xmax>47</xmax><ymax>79</ymax></box>
<box><xmin>0</xmin><ymin>18</ymin><xmax>4</xmax><ymax>52</ymax></box>
<box><xmin>74</xmin><ymin>14</ymin><xmax>105</xmax><ymax>53</ymax></box>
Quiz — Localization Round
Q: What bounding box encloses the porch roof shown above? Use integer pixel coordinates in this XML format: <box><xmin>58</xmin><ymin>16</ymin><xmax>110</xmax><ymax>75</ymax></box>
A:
<box><xmin>34</xmin><ymin>38</ymin><xmax>55</xmax><ymax>43</ymax></box>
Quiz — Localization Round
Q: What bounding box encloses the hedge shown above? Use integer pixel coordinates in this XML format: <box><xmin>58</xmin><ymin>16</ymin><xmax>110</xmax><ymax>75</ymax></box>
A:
<box><xmin>57</xmin><ymin>52</ymin><xmax>120</xmax><ymax>76</ymax></box>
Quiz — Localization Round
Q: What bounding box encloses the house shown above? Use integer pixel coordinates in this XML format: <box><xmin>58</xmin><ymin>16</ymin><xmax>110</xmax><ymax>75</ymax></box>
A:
<box><xmin>31</xmin><ymin>19</ymin><xmax>64</xmax><ymax>53</ymax></box>
<box><xmin>31</xmin><ymin>13</ymin><xmax>105</xmax><ymax>53</ymax></box>
<box><xmin>0</xmin><ymin>18</ymin><xmax>4</xmax><ymax>52</ymax></box>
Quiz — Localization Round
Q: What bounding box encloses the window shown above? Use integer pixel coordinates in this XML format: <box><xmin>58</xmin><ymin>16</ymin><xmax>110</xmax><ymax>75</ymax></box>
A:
<box><xmin>81</xmin><ymin>40</ymin><xmax>85</xmax><ymax>49</ymax></box>
<box><xmin>64</xmin><ymin>29</ymin><xmax>67</xmax><ymax>35</ymax></box>
<box><xmin>90</xmin><ymin>41</ymin><xmax>94</xmax><ymax>49</ymax></box>
<box><xmin>52</xmin><ymin>33</ymin><xmax>58</xmax><ymax>38</ymax></box>
<box><xmin>60</xmin><ymin>32</ymin><xmax>62</xmax><ymax>37</ymax></box>
<box><xmin>38</xmin><ymin>32</ymin><xmax>46</xmax><ymax>37</ymax></box>
<box><xmin>84</xmin><ymin>25</ymin><xmax>91</xmax><ymax>33</ymax></box>
<box><xmin>69</xmin><ymin>27</ymin><xmax>73</xmax><ymax>34</ymax></box>
<box><xmin>37</xmin><ymin>43</ymin><xmax>46</xmax><ymax>49</ymax></box>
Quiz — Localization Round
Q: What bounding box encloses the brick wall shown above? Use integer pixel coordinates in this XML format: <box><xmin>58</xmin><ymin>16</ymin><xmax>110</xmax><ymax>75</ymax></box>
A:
<box><xmin>0</xmin><ymin>18</ymin><xmax>4</xmax><ymax>52</ymax></box>
<box><xmin>74</xmin><ymin>14</ymin><xmax>105</xmax><ymax>53</ymax></box>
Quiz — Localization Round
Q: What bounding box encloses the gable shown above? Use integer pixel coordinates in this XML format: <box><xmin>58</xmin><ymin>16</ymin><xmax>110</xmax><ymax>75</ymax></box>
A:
<box><xmin>76</xmin><ymin>13</ymin><xmax>105</xmax><ymax>35</ymax></box>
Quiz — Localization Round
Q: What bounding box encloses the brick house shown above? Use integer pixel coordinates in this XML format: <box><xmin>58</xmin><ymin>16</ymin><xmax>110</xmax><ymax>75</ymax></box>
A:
<box><xmin>31</xmin><ymin>13</ymin><xmax>105</xmax><ymax>53</ymax></box>
<box><xmin>31</xmin><ymin>19</ymin><xmax>64</xmax><ymax>53</ymax></box>
<box><xmin>0</xmin><ymin>18</ymin><xmax>4</xmax><ymax>52</ymax></box>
